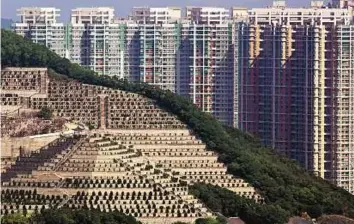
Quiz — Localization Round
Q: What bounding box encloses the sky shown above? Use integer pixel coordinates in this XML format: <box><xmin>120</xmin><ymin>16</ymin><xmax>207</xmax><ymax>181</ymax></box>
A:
<box><xmin>2</xmin><ymin>0</ymin><xmax>327</xmax><ymax>22</ymax></box>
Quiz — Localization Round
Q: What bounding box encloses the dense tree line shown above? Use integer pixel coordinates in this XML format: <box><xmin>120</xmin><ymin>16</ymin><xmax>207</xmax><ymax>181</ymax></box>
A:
<box><xmin>1</xmin><ymin>208</ymin><xmax>140</xmax><ymax>224</ymax></box>
<box><xmin>173</xmin><ymin>217</ymin><xmax>226</xmax><ymax>224</ymax></box>
<box><xmin>2</xmin><ymin>29</ymin><xmax>354</xmax><ymax>223</ymax></box>
<box><xmin>190</xmin><ymin>184</ymin><xmax>290</xmax><ymax>224</ymax></box>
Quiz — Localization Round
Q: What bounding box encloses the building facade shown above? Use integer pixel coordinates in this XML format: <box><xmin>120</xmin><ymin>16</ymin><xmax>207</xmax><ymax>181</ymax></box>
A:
<box><xmin>176</xmin><ymin>21</ymin><xmax>239</xmax><ymax>126</ymax></box>
<box><xmin>130</xmin><ymin>7</ymin><xmax>181</xmax><ymax>24</ymax></box>
<box><xmin>13</xmin><ymin>7</ymin><xmax>67</xmax><ymax>58</ymax></box>
<box><xmin>186</xmin><ymin>7</ymin><xmax>230</xmax><ymax>25</ymax></box>
<box><xmin>332</xmin><ymin>0</ymin><xmax>354</xmax><ymax>21</ymax></box>
<box><xmin>333</xmin><ymin>25</ymin><xmax>354</xmax><ymax>193</ymax></box>
<box><xmin>239</xmin><ymin>2</ymin><xmax>354</xmax><ymax>193</ymax></box>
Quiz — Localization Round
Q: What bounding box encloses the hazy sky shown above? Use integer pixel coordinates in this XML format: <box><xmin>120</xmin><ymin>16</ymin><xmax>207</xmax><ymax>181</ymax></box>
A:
<box><xmin>2</xmin><ymin>0</ymin><xmax>327</xmax><ymax>21</ymax></box>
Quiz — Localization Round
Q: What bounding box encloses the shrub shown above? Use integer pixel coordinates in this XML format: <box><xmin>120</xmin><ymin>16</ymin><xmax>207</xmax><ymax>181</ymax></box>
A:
<box><xmin>38</xmin><ymin>107</ymin><xmax>53</xmax><ymax>120</ymax></box>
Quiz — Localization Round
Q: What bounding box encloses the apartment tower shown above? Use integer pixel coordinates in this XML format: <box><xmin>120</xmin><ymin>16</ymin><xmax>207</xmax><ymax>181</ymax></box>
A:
<box><xmin>239</xmin><ymin>1</ymin><xmax>354</xmax><ymax>193</ymax></box>
<box><xmin>130</xmin><ymin>7</ymin><xmax>181</xmax><ymax>24</ymax></box>
<box><xmin>13</xmin><ymin>7</ymin><xmax>66</xmax><ymax>58</ymax></box>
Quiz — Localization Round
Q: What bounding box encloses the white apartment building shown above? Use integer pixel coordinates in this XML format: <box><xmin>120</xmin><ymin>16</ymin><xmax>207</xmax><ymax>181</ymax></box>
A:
<box><xmin>68</xmin><ymin>7</ymin><xmax>116</xmax><ymax>74</ymax></box>
<box><xmin>177</xmin><ymin>21</ymin><xmax>239</xmax><ymax>126</ymax></box>
<box><xmin>333</xmin><ymin>25</ymin><xmax>354</xmax><ymax>194</ymax></box>
<box><xmin>332</xmin><ymin>0</ymin><xmax>354</xmax><ymax>21</ymax></box>
<box><xmin>249</xmin><ymin>1</ymin><xmax>352</xmax><ymax>25</ymax></box>
<box><xmin>71</xmin><ymin>7</ymin><xmax>115</xmax><ymax>24</ymax></box>
<box><xmin>231</xmin><ymin>7</ymin><xmax>248</xmax><ymax>20</ymax></box>
<box><xmin>16</xmin><ymin>7</ymin><xmax>60</xmax><ymax>24</ymax></box>
<box><xmin>13</xmin><ymin>7</ymin><xmax>66</xmax><ymax>58</ymax></box>
<box><xmin>333</xmin><ymin>0</ymin><xmax>354</xmax><ymax>8</ymax></box>
<box><xmin>186</xmin><ymin>7</ymin><xmax>230</xmax><ymax>25</ymax></box>
<box><xmin>240</xmin><ymin>1</ymin><xmax>354</xmax><ymax>193</ymax></box>
<box><xmin>130</xmin><ymin>7</ymin><xmax>181</xmax><ymax>24</ymax></box>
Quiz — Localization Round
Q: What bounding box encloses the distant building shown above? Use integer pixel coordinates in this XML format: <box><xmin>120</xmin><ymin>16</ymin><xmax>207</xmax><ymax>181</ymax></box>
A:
<box><xmin>332</xmin><ymin>0</ymin><xmax>354</xmax><ymax>21</ymax></box>
<box><xmin>70</xmin><ymin>7</ymin><xmax>115</xmax><ymax>24</ymax></box>
<box><xmin>130</xmin><ymin>7</ymin><xmax>181</xmax><ymax>24</ymax></box>
<box><xmin>186</xmin><ymin>7</ymin><xmax>230</xmax><ymax>25</ymax></box>
<box><xmin>68</xmin><ymin>7</ymin><xmax>116</xmax><ymax>75</ymax></box>
<box><xmin>116</xmin><ymin>20</ymin><xmax>240</xmax><ymax>126</ymax></box>
<box><xmin>177</xmin><ymin>21</ymin><xmax>240</xmax><ymax>126</ymax></box>
<box><xmin>311</xmin><ymin>0</ymin><xmax>325</xmax><ymax>8</ymax></box>
<box><xmin>248</xmin><ymin>1</ymin><xmax>351</xmax><ymax>25</ymax></box>
<box><xmin>17</xmin><ymin>7</ymin><xmax>60</xmax><ymax>24</ymax></box>
<box><xmin>12</xmin><ymin>7</ymin><xmax>66</xmax><ymax>58</ymax></box>
<box><xmin>231</xmin><ymin>7</ymin><xmax>248</xmax><ymax>20</ymax></box>
<box><xmin>332</xmin><ymin>0</ymin><xmax>354</xmax><ymax>9</ymax></box>
<box><xmin>239</xmin><ymin>0</ymin><xmax>354</xmax><ymax>193</ymax></box>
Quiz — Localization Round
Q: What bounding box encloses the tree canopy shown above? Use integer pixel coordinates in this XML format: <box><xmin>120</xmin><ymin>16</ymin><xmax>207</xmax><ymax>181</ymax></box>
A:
<box><xmin>1</xmin><ymin>208</ymin><xmax>141</xmax><ymax>224</ymax></box>
<box><xmin>38</xmin><ymin>107</ymin><xmax>53</xmax><ymax>120</ymax></box>
<box><xmin>2</xmin><ymin>29</ymin><xmax>354</xmax><ymax>223</ymax></box>
<box><xmin>190</xmin><ymin>184</ymin><xmax>290</xmax><ymax>224</ymax></box>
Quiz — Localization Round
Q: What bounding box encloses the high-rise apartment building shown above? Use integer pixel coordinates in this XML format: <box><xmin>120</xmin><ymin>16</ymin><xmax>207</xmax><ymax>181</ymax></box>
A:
<box><xmin>68</xmin><ymin>7</ymin><xmax>116</xmax><ymax>75</ymax></box>
<box><xmin>176</xmin><ymin>21</ymin><xmax>239</xmax><ymax>126</ymax></box>
<box><xmin>135</xmin><ymin>23</ymin><xmax>179</xmax><ymax>90</ymax></box>
<box><xmin>125</xmin><ymin>13</ymin><xmax>239</xmax><ymax>125</ymax></box>
<box><xmin>231</xmin><ymin>7</ymin><xmax>248</xmax><ymax>21</ymax></box>
<box><xmin>333</xmin><ymin>25</ymin><xmax>354</xmax><ymax>193</ymax></box>
<box><xmin>186</xmin><ymin>7</ymin><xmax>230</xmax><ymax>25</ymax></box>
<box><xmin>13</xmin><ymin>7</ymin><xmax>67</xmax><ymax>58</ymax></box>
<box><xmin>248</xmin><ymin>2</ymin><xmax>352</xmax><ymax>25</ymax></box>
<box><xmin>130</xmin><ymin>7</ymin><xmax>181</xmax><ymax>24</ymax></box>
<box><xmin>70</xmin><ymin>7</ymin><xmax>115</xmax><ymax>24</ymax></box>
<box><xmin>17</xmin><ymin>7</ymin><xmax>60</xmax><ymax>24</ymax></box>
<box><xmin>333</xmin><ymin>0</ymin><xmax>354</xmax><ymax>12</ymax></box>
<box><xmin>239</xmin><ymin>1</ymin><xmax>354</xmax><ymax>193</ymax></box>
<box><xmin>332</xmin><ymin>0</ymin><xmax>354</xmax><ymax>21</ymax></box>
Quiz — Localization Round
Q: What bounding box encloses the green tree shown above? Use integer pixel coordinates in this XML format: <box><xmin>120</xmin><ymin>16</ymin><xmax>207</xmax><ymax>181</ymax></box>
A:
<box><xmin>1</xmin><ymin>212</ymin><xmax>29</xmax><ymax>224</ymax></box>
<box><xmin>86</xmin><ymin>123</ymin><xmax>95</xmax><ymax>130</ymax></box>
<box><xmin>195</xmin><ymin>217</ymin><xmax>222</xmax><ymax>224</ymax></box>
<box><xmin>38</xmin><ymin>107</ymin><xmax>53</xmax><ymax>120</ymax></box>
<box><xmin>28</xmin><ymin>208</ymin><xmax>141</xmax><ymax>224</ymax></box>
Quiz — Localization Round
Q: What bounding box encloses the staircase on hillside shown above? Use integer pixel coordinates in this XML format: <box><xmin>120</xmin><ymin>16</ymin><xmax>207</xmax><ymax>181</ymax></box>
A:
<box><xmin>1</xmin><ymin>137</ymin><xmax>76</xmax><ymax>182</ymax></box>
<box><xmin>98</xmin><ymin>95</ymin><xmax>107</xmax><ymax>129</ymax></box>
<box><xmin>52</xmin><ymin>137</ymin><xmax>86</xmax><ymax>172</ymax></box>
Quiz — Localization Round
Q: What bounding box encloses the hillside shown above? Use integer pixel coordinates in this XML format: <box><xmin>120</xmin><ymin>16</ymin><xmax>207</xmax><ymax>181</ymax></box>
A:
<box><xmin>2</xmin><ymin>29</ymin><xmax>354</xmax><ymax>223</ymax></box>
<box><xmin>1</xmin><ymin>66</ymin><xmax>263</xmax><ymax>223</ymax></box>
